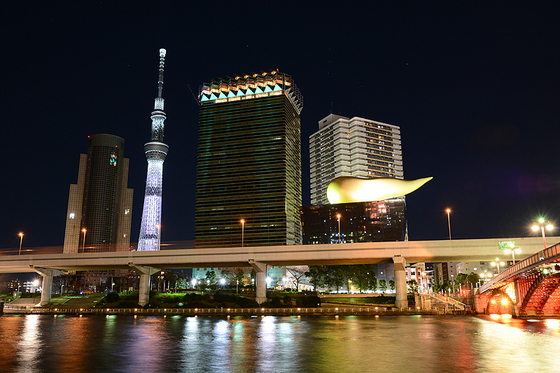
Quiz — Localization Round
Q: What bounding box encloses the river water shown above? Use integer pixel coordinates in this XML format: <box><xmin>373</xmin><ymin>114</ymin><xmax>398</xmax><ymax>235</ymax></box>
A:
<box><xmin>1</xmin><ymin>314</ymin><xmax>559</xmax><ymax>373</ymax></box>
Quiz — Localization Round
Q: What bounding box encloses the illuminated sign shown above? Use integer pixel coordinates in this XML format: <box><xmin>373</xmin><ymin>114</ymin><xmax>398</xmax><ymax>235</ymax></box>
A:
<box><xmin>498</xmin><ymin>241</ymin><xmax>516</xmax><ymax>250</ymax></box>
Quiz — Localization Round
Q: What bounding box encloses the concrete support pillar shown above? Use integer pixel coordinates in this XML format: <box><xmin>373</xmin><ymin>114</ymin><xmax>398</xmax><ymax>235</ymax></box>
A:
<box><xmin>32</xmin><ymin>267</ymin><xmax>66</xmax><ymax>307</ymax></box>
<box><xmin>474</xmin><ymin>292</ymin><xmax>490</xmax><ymax>314</ymax></box>
<box><xmin>249</xmin><ymin>259</ymin><xmax>267</xmax><ymax>304</ymax></box>
<box><xmin>393</xmin><ymin>256</ymin><xmax>408</xmax><ymax>310</ymax></box>
<box><xmin>130</xmin><ymin>265</ymin><xmax>160</xmax><ymax>307</ymax></box>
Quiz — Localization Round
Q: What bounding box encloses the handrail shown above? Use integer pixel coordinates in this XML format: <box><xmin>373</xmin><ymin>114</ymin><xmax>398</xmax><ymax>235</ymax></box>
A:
<box><xmin>480</xmin><ymin>242</ymin><xmax>560</xmax><ymax>293</ymax></box>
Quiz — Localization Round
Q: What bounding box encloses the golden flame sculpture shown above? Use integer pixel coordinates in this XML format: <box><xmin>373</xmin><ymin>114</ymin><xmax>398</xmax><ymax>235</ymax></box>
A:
<box><xmin>327</xmin><ymin>176</ymin><xmax>433</xmax><ymax>204</ymax></box>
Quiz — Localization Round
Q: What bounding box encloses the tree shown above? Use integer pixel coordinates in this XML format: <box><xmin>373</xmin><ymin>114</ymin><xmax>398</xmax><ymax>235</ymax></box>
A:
<box><xmin>286</xmin><ymin>266</ymin><xmax>308</xmax><ymax>291</ymax></box>
<box><xmin>306</xmin><ymin>266</ymin><xmax>326</xmax><ymax>291</ymax></box>
<box><xmin>369</xmin><ymin>277</ymin><xmax>378</xmax><ymax>292</ymax></box>
<box><xmin>379</xmin><ymin>279</ymin><xmax>387</xmax><ymax>293</ymax></box>
<box><xmin>205</xmin><ymin>270</ymin><xmax>217</xmax><ymax>288</ymax></box>
<box><xmin>466</xmin><ymin>272</ymin><xmax>480</xmax><ymax>289</ymax></box>
<box><xmin>388</xmin><ymin>279</ymin><xmax>395</xmax><ymax>292</ymax></box>
<box><xmin>176</xmin><ymin>276</ymin><xmax>188</xmax><ymax>289</ymax></box>
<box><xmin>407</xmin><ymin>280</ymin><xmax>418</xmax><ymax>293</ymax></box>
<box><xmin>325</xmin><ymin>266</ymin><xmax>345</xmax><ymax>293</ymax></box>
<box><xmin>235</xmin><ymin>268</ymin><xmax>245</xmax><ymax>286</ymax></box>
<box><xmin>163</xmin><ymin>272</ymin><xmax>178</xmax><ymax>291</ymax></box>
<box><xmin>351</xmin><ymin>265</ymin><xmax>373</xmax><ymax>293</ymax></box>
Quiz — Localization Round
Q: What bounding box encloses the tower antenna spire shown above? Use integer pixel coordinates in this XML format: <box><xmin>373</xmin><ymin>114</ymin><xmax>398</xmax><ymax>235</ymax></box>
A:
<box><xmin>138</xmin><ymin>48</ymin><xmax>169</xmax><ymax>251</ymax></box>
<box><xmin>157</xmin><ymin>48</ymin><xmax>166</xmax><ymax>99</ymax></box>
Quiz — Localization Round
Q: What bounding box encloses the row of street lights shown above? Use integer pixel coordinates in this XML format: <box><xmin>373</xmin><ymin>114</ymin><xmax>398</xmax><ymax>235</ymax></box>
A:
<box><xmin>15</xmin><ymin>213</ymin><xmax>549</xmax><ymax>255</ymax></box>
<box><xmin>239</xmin><ymin>212</ymin><xmax>553</xmax><ymax>248</ymax></box>
<box><xmin>445</xmin><ymin>209</ymin><xmax>553</xmax><ymax>243</ymax></box>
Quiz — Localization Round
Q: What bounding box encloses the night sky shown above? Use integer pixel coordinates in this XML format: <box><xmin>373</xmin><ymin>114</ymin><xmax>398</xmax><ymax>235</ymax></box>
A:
<box><xmin>3</xmin><ymin>2</ymin><xmax>560</xmax><ymax>250</ymax></box>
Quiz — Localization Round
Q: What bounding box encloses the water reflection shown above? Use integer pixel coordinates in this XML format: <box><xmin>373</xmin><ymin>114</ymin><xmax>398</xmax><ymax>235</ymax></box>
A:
<box><xmin>17</xmin><ymin>314</ymin><xmax>41</xmax><ymax>372</ymax></box>
<box><xmin>2</xmin><ymin>315</ymin><xmax>560</xmax><ymax>372</ymax></box>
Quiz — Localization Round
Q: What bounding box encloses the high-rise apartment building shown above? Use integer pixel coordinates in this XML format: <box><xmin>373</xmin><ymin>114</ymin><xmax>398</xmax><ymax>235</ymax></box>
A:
<box><xmin>195</xmin><ymin>69</ymin><xmax>303</xmax><ymax>248</ymax></box>
<box><xmin>309</xmin><ymin>114</ymin><xmax>403</xmax><ymax>205</ymax></box>
<box><xmin>63</xmin><ymin>134</ymin><xmax>133</xmax><ymax>253</ymax></box>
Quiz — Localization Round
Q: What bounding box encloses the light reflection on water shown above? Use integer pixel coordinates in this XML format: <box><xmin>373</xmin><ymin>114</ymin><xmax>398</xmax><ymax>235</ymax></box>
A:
<box><xmin>1</xmin><ymin>314</ymin><xmax>560</xmax><ymax>373</ymax></box>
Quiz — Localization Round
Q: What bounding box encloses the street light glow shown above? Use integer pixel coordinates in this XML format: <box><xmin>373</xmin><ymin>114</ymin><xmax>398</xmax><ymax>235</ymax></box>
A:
<box><xmin>240</xmin><ymin>219</ymin><xmax>245</xmax><ymax>247</ymax></box>
<box><xmin>533</xmin><ymin>218</ymin><xmax>554</xmax><ymax>249</ymax></box>
<box><xmin>446</xmin><ymin>208</ymin><xmax>451</xmax><ymax>240</ymax></box>
<box><xmin>18</xmin><ymin>232</ymin><xmax>24</xmax><ymax>255</ymax></box>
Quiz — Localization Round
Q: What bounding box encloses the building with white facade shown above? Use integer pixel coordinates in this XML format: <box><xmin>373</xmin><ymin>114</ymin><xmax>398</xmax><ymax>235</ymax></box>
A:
<box><xmin>309</xmin><ymin>114</ymin><xmax>403</xmax><ymax>205</ymax></box>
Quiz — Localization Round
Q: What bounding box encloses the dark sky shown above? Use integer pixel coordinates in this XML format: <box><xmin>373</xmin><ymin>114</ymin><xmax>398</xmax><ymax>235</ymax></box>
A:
<box><xmin>2</xmin><ymin>2</ymin><xmax>560</xmax><ymax>250</ymax></box>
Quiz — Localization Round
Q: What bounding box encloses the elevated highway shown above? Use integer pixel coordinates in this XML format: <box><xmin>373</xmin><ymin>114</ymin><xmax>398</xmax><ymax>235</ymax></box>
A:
<box><xmin>2</xmin><ymin>236</ymin><xmax>558</xmax><ymax>308</ymax></box>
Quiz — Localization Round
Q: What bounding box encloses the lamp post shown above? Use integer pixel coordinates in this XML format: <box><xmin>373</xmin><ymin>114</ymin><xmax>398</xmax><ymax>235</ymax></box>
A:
<box><xmin>504</xmin><ymin>248</ymin><xmax>521</xmax><ymax>265</ymax></box>
<box><xmin>336</xmin><ymin>213</ymin><xmax>341</xmax><ymax>244</ymax></box>
<box><xmin>240</xmin><ymin>219</ymin><xmax>245</xmax><ymax>247</ymax></box>
<box><xmin>532</xmin><ymin>218</ymin><xmax>553</xmax><ymax>250</ymax></box>
<box><xmin>18</xmin><ymin>232</ymin><xmax>24</xmax><ymax>255</ymax></box>
<box><xmin>81</xmin><ymin>228</ymin><xmax>87</xmax><ymax>253</ymax></box>
<box><xmin>156</xmin><ymin>224</ymin><xmax>161</xmax><ymax>250</ymax></box>
<box><xmin>446</xmin><ymin>208</ymin><xmax>452</xmax><ymax>240</ymax></box>
<box><xmin>491</xmin><ymin>258</ymin><xmax>506</xmax><ymax>274</ymax></box>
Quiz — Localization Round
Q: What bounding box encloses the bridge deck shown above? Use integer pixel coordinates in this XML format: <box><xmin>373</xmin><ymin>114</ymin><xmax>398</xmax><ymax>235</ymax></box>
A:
<box><xmin>1</xmin><ymin>237</ymin><xmax>558</xmax><ymax>273</ymax></box>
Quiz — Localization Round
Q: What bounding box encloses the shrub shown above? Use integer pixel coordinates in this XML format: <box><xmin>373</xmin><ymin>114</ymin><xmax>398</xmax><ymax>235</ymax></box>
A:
<box><xmin>105</xmin><ymin>292</ymin><xmax>120</xmax><ymax>303</ymax></box>
<box><xmin>116</xmin><ymin>301</ymin><xmax>139</xmax><ymax>308</ymax></box>
<box><xmin>299</xmin><ymin>295</ymin><xmax>321</xmax><ymax>308</ymax></box>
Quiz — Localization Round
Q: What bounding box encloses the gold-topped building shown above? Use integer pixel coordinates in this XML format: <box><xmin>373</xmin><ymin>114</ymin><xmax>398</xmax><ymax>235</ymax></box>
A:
<box><xmin>195</xmin><ymin>69</ymin><xmax>303</xmax><ymax>248</ymax></box>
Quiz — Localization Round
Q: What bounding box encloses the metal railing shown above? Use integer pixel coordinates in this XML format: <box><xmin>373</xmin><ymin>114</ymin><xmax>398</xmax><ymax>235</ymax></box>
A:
<box><xmin>480</xmin><ymin>242</ymin><xmax>560</xmax><ymax>293</ymax></box>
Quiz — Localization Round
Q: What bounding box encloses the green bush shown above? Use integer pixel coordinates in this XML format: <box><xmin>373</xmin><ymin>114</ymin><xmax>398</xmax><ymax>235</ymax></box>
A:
<box><xmin>105</xmin><ymin>292</ymin><xmax>120</xmax><ymax>303</ymax></box>
<box><xmin>299</xmin><ymin>295</ymin><xmax>321</xmax><ymax>308</ymax></box>
<box><xmin>154</xmin><ymin>292</ymin><xmax>183</xmax><ymax>304</ymax></box>
<box><xmin>116</xmin><ymin>301</ymin><xmax>139</xmax><ymax>308</ymax></box>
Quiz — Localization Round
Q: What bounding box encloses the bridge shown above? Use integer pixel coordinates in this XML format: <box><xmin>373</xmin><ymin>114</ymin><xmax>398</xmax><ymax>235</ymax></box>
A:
<box><xmin>1</xmin><ymin>236</ymin><xmax>558</xmax><ymax>309</ymax></box>
<box><xmin>476</xmin><ymin>241</ymin><xmax>560</xmax><ymax>316</ymax></box>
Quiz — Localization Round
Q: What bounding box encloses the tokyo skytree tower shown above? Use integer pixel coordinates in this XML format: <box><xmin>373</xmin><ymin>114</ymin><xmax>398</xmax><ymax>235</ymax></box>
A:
<box><xmin>137</xmin><ymin>48</ymin><xmax>169</xmax><ymax>251</ymax></box>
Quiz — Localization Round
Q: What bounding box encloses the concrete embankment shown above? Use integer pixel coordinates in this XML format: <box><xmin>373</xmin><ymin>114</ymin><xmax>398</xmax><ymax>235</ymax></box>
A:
<box><xmin>2</xmin><ymin>306</ymin><xmax>468</xmax><ymax>316</ymax></box>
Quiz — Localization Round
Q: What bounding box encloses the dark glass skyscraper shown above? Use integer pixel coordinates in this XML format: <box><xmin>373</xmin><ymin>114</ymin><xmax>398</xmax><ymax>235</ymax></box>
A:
<box><xmin>63</xmin><ymin>134</ymin><xmax>133</xmax><ymax>253</ymax></box>
<box><xmin>195</xmin><ymin>70</ymin><xmax>303</xmax><ymax>248</ymax></box>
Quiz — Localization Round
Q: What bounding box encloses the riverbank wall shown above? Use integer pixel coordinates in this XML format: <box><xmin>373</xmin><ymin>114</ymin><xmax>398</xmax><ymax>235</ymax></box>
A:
<box><xmin>2</xmin><ymin>305</ymin><xmax>469</xmax><ymax>316</ymax></box>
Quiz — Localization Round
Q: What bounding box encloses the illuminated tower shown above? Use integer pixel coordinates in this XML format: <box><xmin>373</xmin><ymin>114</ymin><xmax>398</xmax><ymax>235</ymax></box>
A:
<box><xmin>195</xmin><ymin>70</ymin><xmax>303</xmax><ymax>248</ymax></box>
<box><xmin>137</xmin><ymin>48</ymin><xmax>168</xmax><ymax>251</ymax></box>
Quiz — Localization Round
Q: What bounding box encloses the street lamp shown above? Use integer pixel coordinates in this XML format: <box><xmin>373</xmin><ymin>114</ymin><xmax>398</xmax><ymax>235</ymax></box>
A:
<box><xmin>18</xmin><ymin>232</ymin><xmax>24</xmax><ymax>255</ymax></box>
<box><xmin>491</xmin><ymin>258</ymin><xmax>506</xmax><ymax>274</ymax></box>
<box><xmin>446</xmin><ymin>208</ymin><xmax>452</xmax><ymax>240</ymax></box>
<box><xmin>336</xmin><ymin>213</ymin><xmax>341</xmax><ymax>244</ymax></box>
<box><xmin>81</xmin><ymin>228</ymin><xmax>87</xmax><ymax>252</ymax></box>
<box><xmin>532</xmin><ymin>218</ymin><xmax>554</xmax><ymax>250</ymax></box>
<box><xmin>504</xmin><ymin>248</ymin><xmax>521</xmax><ymax>265</ymax></box>
<box><xmin>240</xmin><ymin>219</ymin><xmax>245</xmax><ymax>247</ymax></box>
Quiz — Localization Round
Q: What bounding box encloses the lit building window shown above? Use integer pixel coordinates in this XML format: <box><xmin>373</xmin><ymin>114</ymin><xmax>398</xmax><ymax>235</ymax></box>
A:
<box><xmin>69</xmin><ymin>213</ymin><xmax>75</xmax><ymax>219</ymax></box>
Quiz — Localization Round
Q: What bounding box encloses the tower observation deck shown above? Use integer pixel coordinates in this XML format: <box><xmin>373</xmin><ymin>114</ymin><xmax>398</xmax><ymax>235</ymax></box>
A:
<box><xmin>137</xmin><ymin>49</ymin><xmax>168</xmax><ymax>251</ymax></box>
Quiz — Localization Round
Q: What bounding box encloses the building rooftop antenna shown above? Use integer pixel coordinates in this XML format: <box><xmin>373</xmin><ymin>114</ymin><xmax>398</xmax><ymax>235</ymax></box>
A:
<box><xmin>157</xmin><ymin>48</ymin><xmax>166</xmax><ymax>99</ymax></box>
